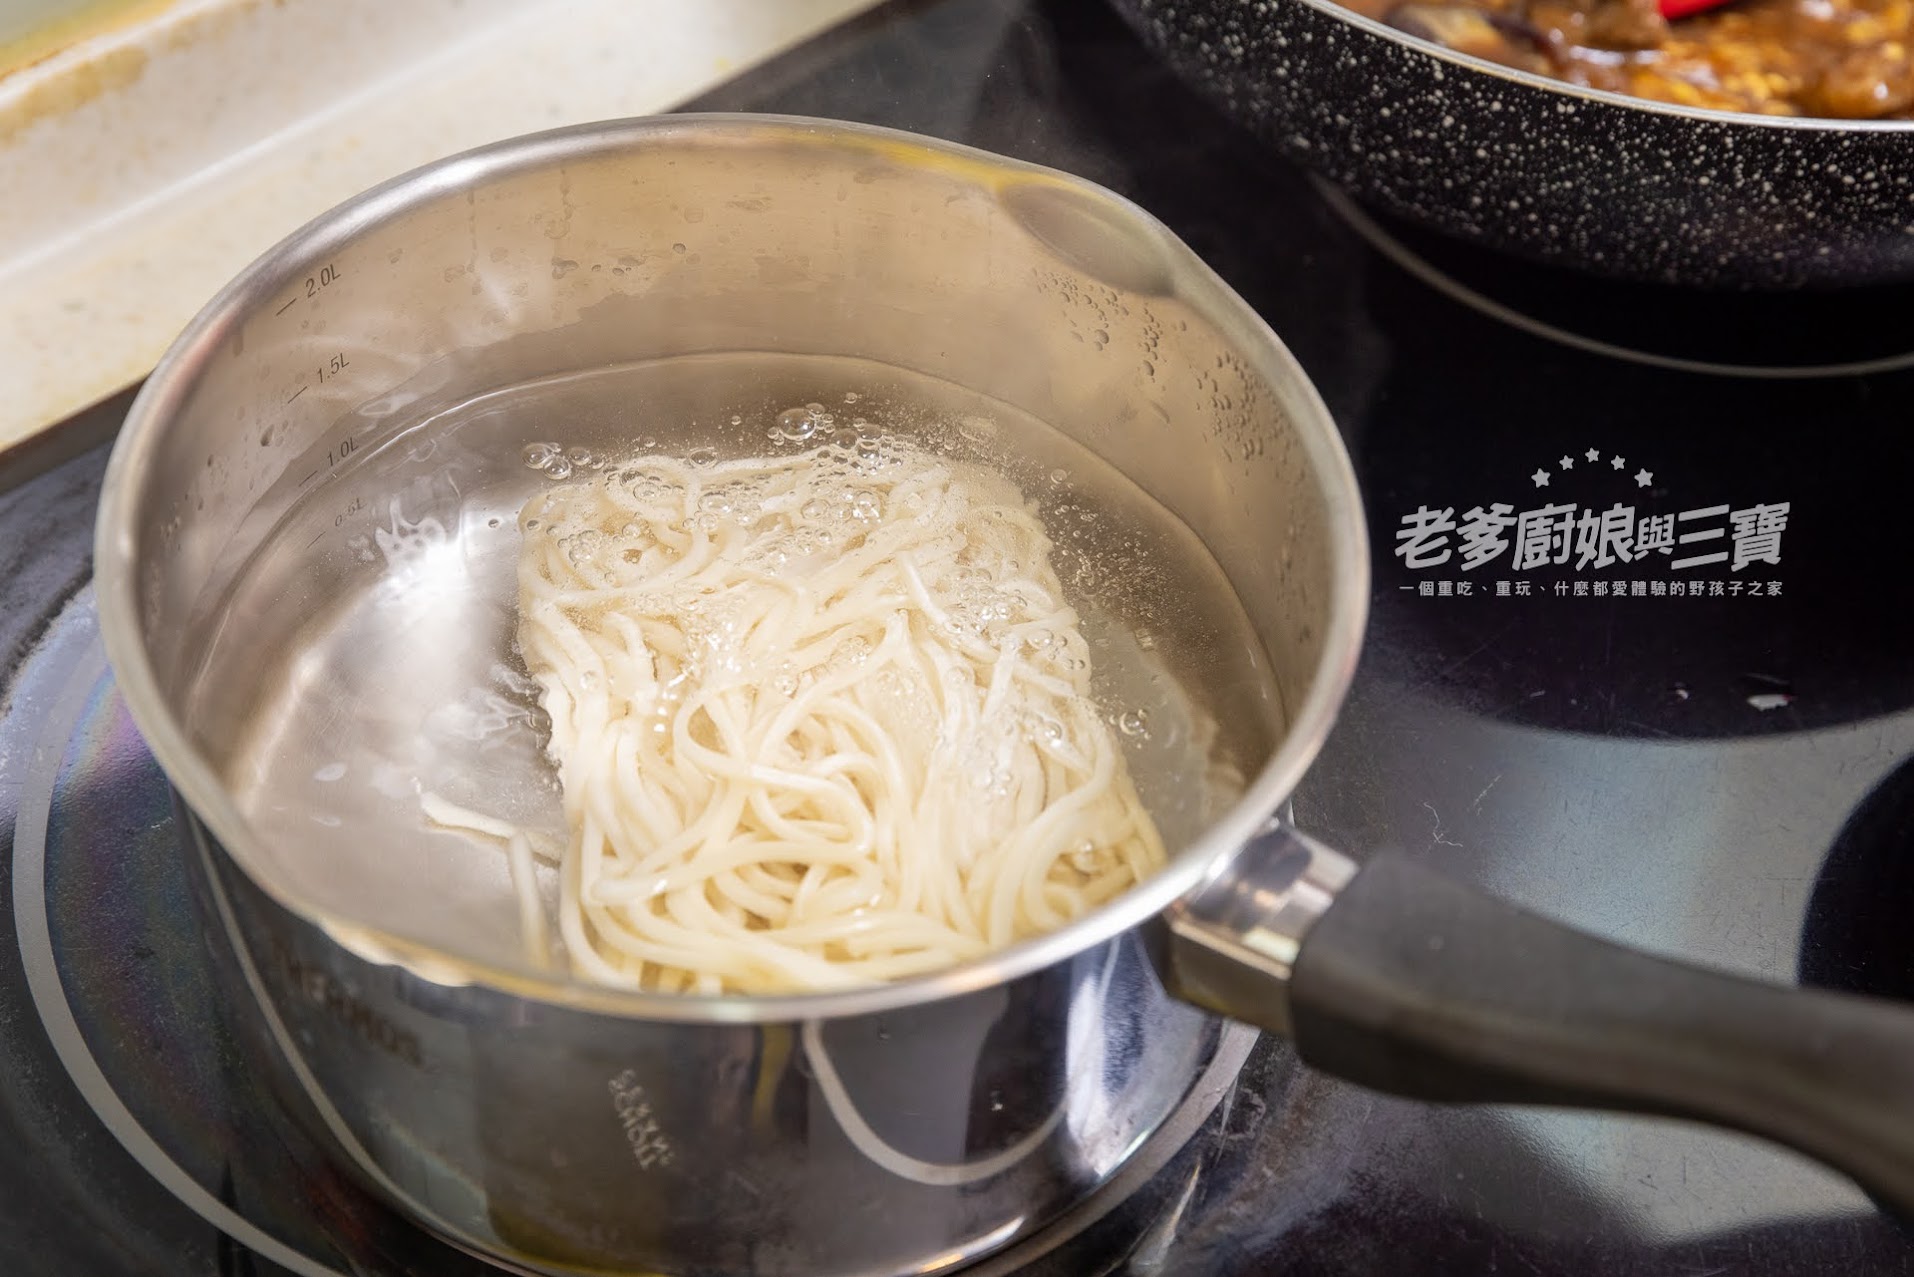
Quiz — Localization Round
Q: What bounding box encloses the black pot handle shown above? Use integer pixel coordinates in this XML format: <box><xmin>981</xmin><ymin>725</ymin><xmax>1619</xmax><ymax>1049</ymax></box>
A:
<box><xmin>1164</xmin><ymin>826</ymin><xmax>1914</xmax><ymax>1217</ymax></box>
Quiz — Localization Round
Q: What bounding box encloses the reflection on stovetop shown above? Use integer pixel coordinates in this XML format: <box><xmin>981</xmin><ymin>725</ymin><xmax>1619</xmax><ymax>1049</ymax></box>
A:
<box><xmin>1321</xmin><ymin>184</ymin><xmax>1914</xmax><ymax>376</ymax></box>
<box><xmin>1804</xmin><ymin>753</ymin><xmax>1914</xmax><ymax>1004</ymax></box>
<box><xmin>2</xmin><ymin>0</ymin><xmax>1913</xmax><ymax>1273</ymax></box>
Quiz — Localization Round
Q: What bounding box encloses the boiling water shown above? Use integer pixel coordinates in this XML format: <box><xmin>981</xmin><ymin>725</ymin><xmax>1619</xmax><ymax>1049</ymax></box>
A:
<box><xmin>209</xmin><ymin>355</ymin><xmax>1284</xmax><ymax>978</ymax></box>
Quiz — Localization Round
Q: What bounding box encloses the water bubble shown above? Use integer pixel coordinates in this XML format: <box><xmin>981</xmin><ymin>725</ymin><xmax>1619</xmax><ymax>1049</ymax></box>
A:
<box><xmin>671</xmin><ymin>242</ymin><xmax>686</xmax><ymax>254</ymax></box>
<box><xmin>562</xmin><ymin>529</ymin><xmax>605</xmax><ymax>565</ymax></box>
<box><xmin>687</xmin><ymin>447</ymin><xmax>718</xmax><ymax>466</ymax></box>
<box><xmin>523</xmin><ymin>442</ymin><xmax>561</xmax><ymax>470</ymax></box>
<box><xmin>730</xmin><ymin>415</ymin><xmax>744</xmax><ymax>426</ymax></box>
<box><xmin>698</xmin><ymin>491</ymin><xmax>732</xmax><ymax>516</ymax></box>
<box><xmin>1117</xmin><ymin>709</ymin><xmax>1151</xmax><ymax>738</ymax></box>
<box><xmin>566</xmin><ymin>447</ymin><xmax>597</xmax><ymax>467</ymax></box>
<box><xmin>774</xmin><ymin>406</ymin><xmax>820</xmax><ymax>442</ymax></box>
<box><xmin>487</xmin><ymin>517</ymin><xmax>501</xmax><ymax>529</ymax></box>
<box><xmin>844</xmin><ymin>391</ymin><xmax>861</xmax><ymax>404</ymax></box>
<box><xmin>1066</xmin><ymin>841</ymin><xmax>1105</xmax><ymax>874</ymax></box>
<box><xmin>1048</xmin><ymin>468</ymin><xmax>1068</xmax><ymax>487</ymax></box>
<box><xmin>956</xmin><ymin>416</ymin><xmax>998</xmax><ymax>446</ymax></box>
<box><xmin>801</xmin><ymin>498</ymin><xmax>828</xmax><ymax>520</ymax></box>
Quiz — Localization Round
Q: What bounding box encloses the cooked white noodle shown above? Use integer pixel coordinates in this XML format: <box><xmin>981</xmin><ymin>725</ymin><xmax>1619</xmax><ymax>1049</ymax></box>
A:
<box><xmin>501</xmin><ymin>436</ymin><xmax>1169</xmax><ymax>995</ymax></box>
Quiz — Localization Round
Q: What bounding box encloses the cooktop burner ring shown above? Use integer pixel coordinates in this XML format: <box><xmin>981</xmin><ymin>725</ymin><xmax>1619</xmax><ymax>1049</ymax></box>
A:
<box><xmin>10</xmin><ymin>619</ymin><xmax>342</xmax><ymax>1277</ymax></box>
<box><xmin>10</xmin><ymin>596</ymin><xmax>1263</xmax><ymax>1277</ymax></box>
<box><xmin>1316</xmin><ymin>180</ymin><xmax>1914</xmax><ymax>382</ymax></box>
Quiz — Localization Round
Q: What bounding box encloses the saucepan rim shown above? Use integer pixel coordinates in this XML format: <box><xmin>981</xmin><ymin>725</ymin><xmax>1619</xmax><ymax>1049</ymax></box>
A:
<box><xmin>95</xmin><ymin>112</ymin><xmax>1371</xmax><ymax>1025</ymax></box>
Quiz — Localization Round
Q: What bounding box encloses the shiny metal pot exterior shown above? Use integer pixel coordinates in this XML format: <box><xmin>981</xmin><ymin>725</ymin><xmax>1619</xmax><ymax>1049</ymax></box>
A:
<box><xmin>97</xmin><ymin>116</ymin><xmax>1368</xmax><ymax>1276</ymax></box>
<box><xmin>186</xmin><ymin>807</ymin><xmax>1221</xmax><ymax>1275</ymax></box>
<box><xmin>1111</xmin><ymin>0</ymin><xmax>1914</xmax><ymax>289</ymax></box>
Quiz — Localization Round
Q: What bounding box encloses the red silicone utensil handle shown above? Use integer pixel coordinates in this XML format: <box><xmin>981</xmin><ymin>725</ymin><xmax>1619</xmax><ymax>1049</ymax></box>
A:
<box><xmin>1659</xmin><ymin>0</ymin><xmax>1735</xmax><ymax>17</ymax></box>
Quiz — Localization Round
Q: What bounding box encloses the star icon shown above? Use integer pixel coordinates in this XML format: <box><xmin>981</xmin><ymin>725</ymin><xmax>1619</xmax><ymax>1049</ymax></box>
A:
<box><xmin>1634</xmin><ymin>469</ymin><xmax>1653</xmax><ymax>488</ymax></box>
<box><xmin>1610</xmin><ymin>455</ymin><xmax>1626</xmax><ymax>470</ymax></box>
<box><xmin>1559</xmin><ymin>455</ymin><xmax>1575</xmax><ymax>470</ymax></box>
<box><xmin>1532</xmin><ymin>468</ymin><xmax>1551</xmax><ymax>488</ymax></box>
<box><xmin>1585</xmin><ymin>448</ymin><xmax>1601</xmax><ymax>462</ymax></box>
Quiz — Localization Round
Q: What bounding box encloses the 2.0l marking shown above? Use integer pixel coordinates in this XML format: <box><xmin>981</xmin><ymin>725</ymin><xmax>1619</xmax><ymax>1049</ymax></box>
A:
<box><xmin>275</xmin><ymin>262</ymin><xmax>343</xmax><ymax>315</ymax></box>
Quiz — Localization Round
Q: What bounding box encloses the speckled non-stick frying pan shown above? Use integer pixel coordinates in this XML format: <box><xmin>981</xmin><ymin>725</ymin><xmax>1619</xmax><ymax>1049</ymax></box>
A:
<box><xmin>1110</xmin><ymin>0</ymin><xmax>1914</xmax><ymax>289</ymax></box>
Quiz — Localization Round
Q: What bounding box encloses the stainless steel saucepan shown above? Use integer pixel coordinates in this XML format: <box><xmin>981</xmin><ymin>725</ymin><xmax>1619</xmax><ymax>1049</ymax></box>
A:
<box><xmin>96</xmin><ymin>115</ymin><xmax>1914</xmax><ymax>1277</ymax></box>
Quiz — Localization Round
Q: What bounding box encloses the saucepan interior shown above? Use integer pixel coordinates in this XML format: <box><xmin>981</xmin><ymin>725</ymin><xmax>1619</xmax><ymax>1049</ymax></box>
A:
<box><xmin>95</xmin><ymin>113</ymin><xmax>1369</xmax><ymax>1021</ymax></box>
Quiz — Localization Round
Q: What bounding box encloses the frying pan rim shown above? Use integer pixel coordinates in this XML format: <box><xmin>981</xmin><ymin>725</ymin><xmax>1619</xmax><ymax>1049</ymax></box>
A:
<box><xmin>1252</xmin><ymin>0</ymin><xmax>1914</xmax><ymax>133</ymax></box>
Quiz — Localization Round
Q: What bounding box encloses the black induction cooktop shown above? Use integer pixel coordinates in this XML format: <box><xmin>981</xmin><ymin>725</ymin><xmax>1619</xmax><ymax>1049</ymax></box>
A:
<box><xmin>5</xmin><ymin>0</ymin><xmax>1914</xmax><ymax>1273</ymax></box>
